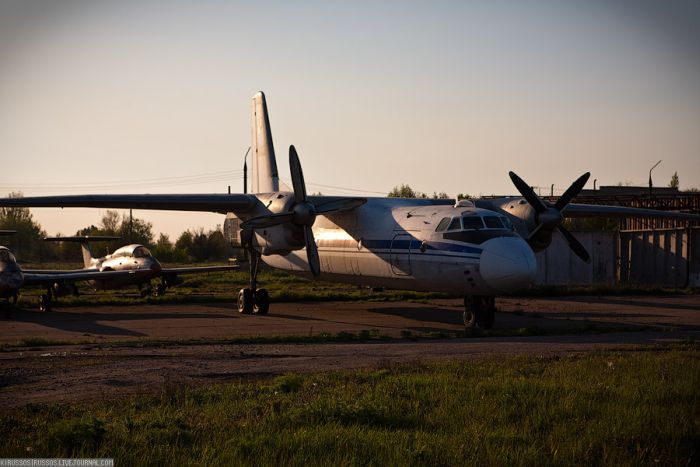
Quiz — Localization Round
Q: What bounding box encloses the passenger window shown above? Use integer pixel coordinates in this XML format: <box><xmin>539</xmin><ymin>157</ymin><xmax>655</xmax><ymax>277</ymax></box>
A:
<box><xmin>462</xmin><ymin>216</ymin><xmax>484</xmax><ymax>230</ymax></box>
<box><xmin>447</xmin><ymin>218</ymin><xmax>461</xmax><ymax>231</ymax></box>
<box><xmin>435</xmin><ymin>217</ymin><xmax>451</xmax><ymax>232</ymax></box>
<box><xmin>483</xmin><ymin>216</ymin><xmax>504</xmax><ymax>229</ymax></box>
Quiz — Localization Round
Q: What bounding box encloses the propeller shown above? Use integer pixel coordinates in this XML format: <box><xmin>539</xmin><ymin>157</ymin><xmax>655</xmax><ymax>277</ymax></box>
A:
<box><xmin>508</xmin><ymin>171</ymin><xmax>591</xmax><ymax>263</ymax></box>
<box><xmin>241</xmin><ymin>145</ymin><xmax>366</xmax><ymax>276</ymax></box>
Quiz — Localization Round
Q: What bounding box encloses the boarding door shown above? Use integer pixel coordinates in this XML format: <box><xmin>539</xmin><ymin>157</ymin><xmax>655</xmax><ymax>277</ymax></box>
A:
<box><xmin>390</xmin><ymin>233</ymin><xmax>412</xmax><ymax>276</ymax></box>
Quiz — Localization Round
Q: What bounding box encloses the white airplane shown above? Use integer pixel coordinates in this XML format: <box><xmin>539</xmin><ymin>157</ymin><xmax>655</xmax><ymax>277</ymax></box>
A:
<box><xmin>0</xmin><ymin>231</ymin><xmax>151</xmax><ymax>312</ymax></box>
<box><xmin>1</xmin><ymin>92</ymin><xmax>697</xmax><ymax>327</ymax></box>
<box><xmin>23</xmin><ymin>236</ymin><xmax>237</xmax><ymax>309</ymax></box>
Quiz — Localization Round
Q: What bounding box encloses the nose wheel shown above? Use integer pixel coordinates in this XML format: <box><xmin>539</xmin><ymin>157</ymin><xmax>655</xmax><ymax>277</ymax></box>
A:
<box><xmin>39</xmin><ymin>291</ymin><xmax>53</xmax><ymax>312</ymax></box>
<box><xmin>237</xmin><ymin>250</ymin><xmax>269</xmax><ymax>315</ymax></box>
<box><xmin>463</xmin><ymin>296</ymin><xmax>496</xmax><ymax>329</ymax></box>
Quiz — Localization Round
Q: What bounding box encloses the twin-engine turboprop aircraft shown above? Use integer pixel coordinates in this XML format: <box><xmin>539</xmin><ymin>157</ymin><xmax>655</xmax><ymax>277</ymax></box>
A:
<box><xmin>1</xmin><ymin>92</ymin><xmax>697</xmax><ymax>327</ymax></box>
<box><xmin>21</xmin><ymin>236</ymin><xmax>238</xmax><ymax>311</ymax></box>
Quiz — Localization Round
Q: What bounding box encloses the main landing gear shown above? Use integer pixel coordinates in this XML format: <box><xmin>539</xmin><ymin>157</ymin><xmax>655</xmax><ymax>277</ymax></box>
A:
<box><xmin>237</xmin><ymin>251</ymin><xmax>269</xmax><ymax>315</ymax></box>
<box><xmin>463</xmin><ymin>296</ymin><xmax>496</xmax><ymax>330</ymax></box>
<box><xmin>39</xmin><ymin>289</ymin><xmax>53</xmax><ymax>312</ymax></box>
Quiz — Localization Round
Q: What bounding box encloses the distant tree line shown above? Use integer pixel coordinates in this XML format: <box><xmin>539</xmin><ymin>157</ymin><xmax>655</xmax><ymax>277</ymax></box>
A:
<box><xmin>0</xmin><ymin>193</ymin><xmax>231</xmax><ymax>263</ymax></box>
<box><xmin>388</xmin><ymin>184</ymin><xmax>471</xmax><ymax>200</ymax></box>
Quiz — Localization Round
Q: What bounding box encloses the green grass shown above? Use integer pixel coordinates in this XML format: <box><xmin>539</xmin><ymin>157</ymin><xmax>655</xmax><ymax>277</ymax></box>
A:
<box><xmin>1</xmin><ymin>344</ymin><xmax>697</xmax><ymax>465</ymax></box>
<box><xmin>14</xmin><ymin>268</ymin><xmax>450</xmax><ymax>307</ymax></box>
<box><xmin>13</xmin><ymin>264</ymin><xmax>698</xmax><ymax>309</ymax></box>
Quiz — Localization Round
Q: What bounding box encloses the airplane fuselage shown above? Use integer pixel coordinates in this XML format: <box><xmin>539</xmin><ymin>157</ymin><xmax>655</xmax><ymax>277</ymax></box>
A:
<box><xmin>86</xmin><ymin>244</ymin><xmax>162</xmax><ymax>290</ymax></box>
<box><xmin>0</xmin><ymin>247</ymin><xmax>23</xmax><ymax>298</ymax></box>
<box><xmin>253</xmin><ymin>197</ymin><xmax>537</xmax><ymax>295</ymax></box>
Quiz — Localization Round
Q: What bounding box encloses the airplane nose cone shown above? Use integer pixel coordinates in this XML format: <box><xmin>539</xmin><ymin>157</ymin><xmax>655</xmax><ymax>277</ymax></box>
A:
<box><xmin>150</xmin><ymin>259</ymin><xmax>162</xmax><ymax>273</ymax></box>
<box><xmin>479</xmin><ymin>237</ymin><xmax>537</xmax><ymax>293</ymax></box>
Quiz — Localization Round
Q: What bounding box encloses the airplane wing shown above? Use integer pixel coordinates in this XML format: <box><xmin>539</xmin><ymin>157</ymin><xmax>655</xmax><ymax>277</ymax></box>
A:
<box><xmin>22</xmin><ymin>269</ymin><xmax>152</xmax><ymax>286</ymax></box>
<box><xmin>562</xmin><ymin>203</ymin><xmax>699</xmax><ymax>221</ymax></box>
<box><xmin>160</xmin><ymin>265</ymin><xmax>239</xmax><ymax>275</ymax></box>
<box><xmin>0</xmin><ymin>194</ymin><xmax>259</xmax><ymax>215</ymax></box>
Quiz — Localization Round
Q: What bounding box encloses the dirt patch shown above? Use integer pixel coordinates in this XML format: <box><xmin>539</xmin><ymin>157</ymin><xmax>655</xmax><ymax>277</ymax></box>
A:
<box><xmin>0</xmin><ymin>295</ymin><xmax>697</xmax><ymax>408</ymax></box>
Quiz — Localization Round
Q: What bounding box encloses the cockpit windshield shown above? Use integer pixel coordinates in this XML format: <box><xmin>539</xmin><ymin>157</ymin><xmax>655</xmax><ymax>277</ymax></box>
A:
<box><xmin>133</xmin><ymin>247</ymin><xmax>152</xmax><ymax>258</ymax></box>
<box><xmin>461</xmin><ymin>216</ymin><xmax>484</xmax><ymax>230</ymax></box>
<box><xmin>0</xmin><ymin>249</ymin><xmax>16</xmax><ymax>264</ymax></box>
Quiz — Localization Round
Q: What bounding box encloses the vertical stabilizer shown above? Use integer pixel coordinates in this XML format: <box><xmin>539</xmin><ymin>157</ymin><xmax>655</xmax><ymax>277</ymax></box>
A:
<box><xmin>251</xmin><ymin>91</ymin><xmax>280</xmax><ymax>193</ymax></box>
<box><xmin>78</xmin><ymin>242</ymin><xmax>94</xmax><ymax>268</ymax></box>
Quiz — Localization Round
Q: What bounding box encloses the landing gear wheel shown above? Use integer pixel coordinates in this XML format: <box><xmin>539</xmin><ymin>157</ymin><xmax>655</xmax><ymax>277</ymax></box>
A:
<box><xmin>481</xmin><ymin>309</ymin><xmax>495</xmax><ymax>330</ymax></box>
<box><xmin>238</xmin><ymin>288</ymin><xmax>254</xmax><ymax>314</ymax></box>
<box><xmin>140</xmin><ymin>286</ymin><xmax>152</xmax><ymax>298</ymax></box>
<box><xmin>463</xmin><ymin>296</ymin><xmax>496</xmax><ymax>330</ymax></box>
<box><xmin>253</xmin><ymin>288</ymin><xmax>269</xmax><ymax>315</ymax></box>
<box><xmin>463</xmin><ymin>296</ymin><xmax>478</xmax><ymax>328</ymax></box>
<box><xmin>39</xmin><ymin>294</ymin><xmax>52</xmax><ymax>312</ymax></box>
<box><xmin>155</xmin><ymin>283</ymin><xmax>167</xmax><ymax>297</ymax></box>
<box><xmin>480</xmin><ymin>296</ymin><xmax>496</xmax><ymax>330</ymax></box>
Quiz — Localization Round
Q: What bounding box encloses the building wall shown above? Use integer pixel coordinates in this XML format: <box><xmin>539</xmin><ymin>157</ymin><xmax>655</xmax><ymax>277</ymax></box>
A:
<box><xmin>536</xmin><ymin>228</ymin><xmax>698</xmax><ymax>287</ymax></box>
<box><xmin>535</xmin><ymin>231</ymin><xmax>617</xmax><ymax>286</ymax></box>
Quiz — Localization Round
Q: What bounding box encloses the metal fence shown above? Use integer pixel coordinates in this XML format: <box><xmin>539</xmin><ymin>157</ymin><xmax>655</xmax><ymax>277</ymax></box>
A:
<box><xmin>535</xmin><ymin>228</ymin><xmax>699</xmax><ymax>287</ymax></box>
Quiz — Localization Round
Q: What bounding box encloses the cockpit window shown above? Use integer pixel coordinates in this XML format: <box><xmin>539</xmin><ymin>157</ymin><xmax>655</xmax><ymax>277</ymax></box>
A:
<box><xmin>0</xmin><ymin>250</ymin><xmax>16</xmax><ymax>263</ymax></box>
<box><xmin>483</xmin><ymin>216</ymin><xmax>504</xmax><ymax>229</ymax></box>
<box><xmin>462</xmin><ymin>216</ymin><xmax>484</xmax><ymax>230</ymax></box>
<box><xmin>447</xmin><ymin>218</ymin><xmax>461</xmax><ymax>231</ymax></box>
<box><xmin>133</xmin><ymin>247</ymin><xmax>152</xmax><ymax>258</ymax></box>
<box><xmin>501</xmin><ymin>216</ymin><xmax>513</xmax><ymax>230</ymax></box>
<box><xmin>435</xmin><ymin>217</ymin><xmax>451</xmax><ymax>232</ymax></box>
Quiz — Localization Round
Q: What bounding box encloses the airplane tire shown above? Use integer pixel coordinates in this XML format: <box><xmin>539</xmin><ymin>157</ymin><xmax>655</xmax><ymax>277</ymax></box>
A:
<box><xmin>238</xmin><ymin>288</ymin><xmax>254</xmax><ymax>314</ymax></box>
<box><xmin>39</xmin><ymin>294</ymin><xmax>52</xmax><ymax>313</ymax></box>
<box><xmin>463</xmin><ymin>296</ymin><xmax>478</xmax><ymax>328</ymax></box>
<box><xmin>155</xmin><ymin>283</ymin><xmax>167</xmax><ymax>297</ymax></box>
<box><xmin>480</xmin><ymin>309</ymin><xmax>495</xmax><ymax>330</ymax></box>
<box><xmin>253</xmin><ymin>288</ymin><xmax>269</xmax><ymax>315</ymax></box>
<box><xmin>463</xmin><ymin>309</ymin><xmax>477</xmax><ymax>328</ymax></box>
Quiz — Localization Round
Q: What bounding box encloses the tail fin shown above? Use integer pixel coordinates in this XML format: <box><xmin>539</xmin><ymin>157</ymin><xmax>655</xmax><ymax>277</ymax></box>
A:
<box><xmin>250</xmin><ymin>91</ymin><xmax>280</xmax><ymax>193</ymax></box>
<box><xmin>44</xmin><ymin>236</ymin><xmax>121</xmax><ymax>268</ymax></box>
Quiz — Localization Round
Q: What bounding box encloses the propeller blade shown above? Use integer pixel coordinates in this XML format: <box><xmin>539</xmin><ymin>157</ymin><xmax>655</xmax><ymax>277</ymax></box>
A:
<box><xmin>241</xmin><ymin>212</ymin><xmax>294</xmax><ymax>229</ymax></box>
<box><xmin>557</xmin><ymin>226</ymin><xmax>591</xmax><ymax>263</ymax></box>
<box><xmin>304</xmin><ymin>225</ymin><xmax>321</xmax><ymax>276</ymax></box>
<box><xmin>509</xmin><ymin>171</ymin><xmax>548</xmax><ymax>214</ymax></box>
<box><xmin>314</xmin><ymin>198</ymin><xmax>367</xmax><ymax>214</ymax></box>
<box><xmin>289</xmin><ymin>145</ymin><xmax>307</xmax><ymax>204</ymax></box>
<box><xmin>554</xmin><ymin>172</ymin><xmax>590</xmax><ymax>211</ymax></box>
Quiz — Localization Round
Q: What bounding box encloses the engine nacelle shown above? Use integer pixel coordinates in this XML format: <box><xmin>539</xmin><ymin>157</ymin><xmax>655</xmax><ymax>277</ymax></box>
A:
<box><xmin>252</xmin><ymin>224</ymin><xmax>305</xmax><ymax>255</ymax></box>
<box><xmin>488</xmin><ymin>197</ymin><xmax>553</xmax><ymax>252</ymax></box>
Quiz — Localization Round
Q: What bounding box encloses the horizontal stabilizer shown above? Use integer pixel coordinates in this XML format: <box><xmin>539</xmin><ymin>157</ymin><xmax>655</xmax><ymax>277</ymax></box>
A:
<box><xmin>0</xmin><ymin>230</ymin><xmax>16</xmax><ymax>236</ymax></box>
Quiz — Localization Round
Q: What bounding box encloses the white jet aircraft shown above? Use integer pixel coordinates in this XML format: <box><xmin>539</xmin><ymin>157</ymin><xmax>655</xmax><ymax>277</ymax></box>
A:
<box><xmin>1</xmin><ymin>92</ymin><xmax>697</xmax><ymax>327</ymax></box>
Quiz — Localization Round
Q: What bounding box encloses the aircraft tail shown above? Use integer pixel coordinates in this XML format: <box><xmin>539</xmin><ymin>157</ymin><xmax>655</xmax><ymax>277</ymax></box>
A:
<box><xmin>44</xmin><ymin>236</ymin><xmax>121</xmax><ymax>268</ymax></box>
<box><xmin>250</xmin><ymin>91</ymin><xmax>280</xmax><ymax>193</ymax></box>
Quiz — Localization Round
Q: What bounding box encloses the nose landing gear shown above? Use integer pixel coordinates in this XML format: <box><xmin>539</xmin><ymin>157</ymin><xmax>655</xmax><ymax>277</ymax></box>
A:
<box><xmin>463</xmin><ymin>296</ymin><xmax>496</xmax><ymax>329</ymax></box>
<box><xmin>237</xmin><ymin>250</ymin><xmax>269</xmax><ymax>315</ymax></box>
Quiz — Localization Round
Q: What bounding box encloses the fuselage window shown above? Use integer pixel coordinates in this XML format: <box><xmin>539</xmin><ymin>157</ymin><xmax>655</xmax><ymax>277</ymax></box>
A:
<box><xmin>447</xmin><ymin>218</ymin><xmax>461</xmax><ymax>231</ymax></box>
<box><xmin>462</xmin><ymin>216</ymin><xmax>484</xmax><ymax>230</ymax></box>
<box><xmin>435</xmin><ymin>217</ymin><xmax>451</xmax><ymax>232</ymax></box>
<box><xmin>483</xmin><ymin>216</ymin><xmax>504</xmax><ymax>229</ymax></box>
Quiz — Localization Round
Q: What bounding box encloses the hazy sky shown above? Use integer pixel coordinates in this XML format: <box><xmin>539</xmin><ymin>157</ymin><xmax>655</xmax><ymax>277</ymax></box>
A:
<box><xmin>1</xmin><ymin>0</ymin><xmax>699</xmax><ymax>239</ymax></box>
